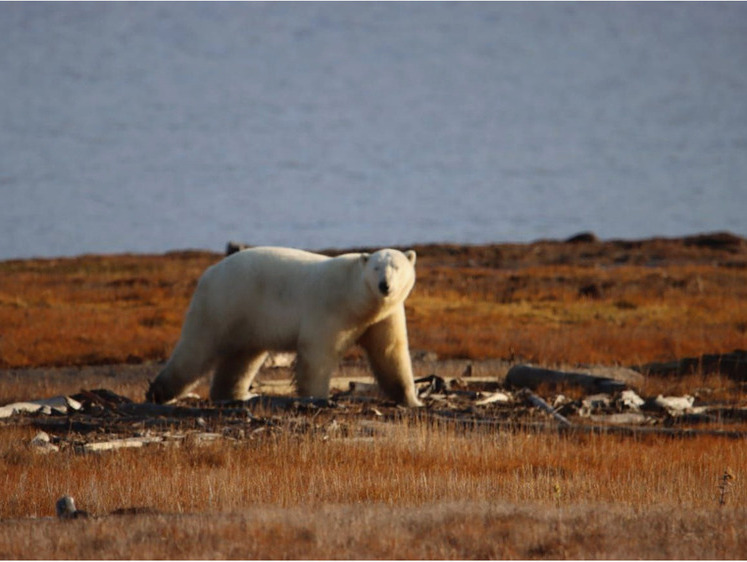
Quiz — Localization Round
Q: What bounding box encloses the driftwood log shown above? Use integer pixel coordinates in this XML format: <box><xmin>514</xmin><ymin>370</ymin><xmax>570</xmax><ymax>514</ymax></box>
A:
<box><xmin>505</xmin><ymin>365</ymin><xmax>630</xmax><ymax>393</ymax></box>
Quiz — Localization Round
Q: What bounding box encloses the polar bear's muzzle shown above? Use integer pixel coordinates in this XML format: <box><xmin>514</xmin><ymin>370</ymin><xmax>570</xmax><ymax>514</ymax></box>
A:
<box><xmin>378</xmin><ymin>280</ymin><xmax>390</xmax><ymax>296</ymax></box>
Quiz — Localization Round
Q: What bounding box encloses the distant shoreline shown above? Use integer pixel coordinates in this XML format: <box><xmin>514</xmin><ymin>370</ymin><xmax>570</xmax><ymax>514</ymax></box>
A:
<box><xmin>3</xmin><ymin>230</ymin><xmax>744</xmax><ymax>265</ymax></box>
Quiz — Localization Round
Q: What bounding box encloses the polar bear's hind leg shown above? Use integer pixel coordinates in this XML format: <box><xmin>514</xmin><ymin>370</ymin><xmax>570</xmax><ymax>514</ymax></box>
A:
<box><xmin>294</xmin><ymin>344</ymin><xmax>340</xmax><ymax>399</ymax></box>
<box><xmin>210</xmin><ymin>350</ymin><xmax>268</xmax><ymax>401</ymax></box>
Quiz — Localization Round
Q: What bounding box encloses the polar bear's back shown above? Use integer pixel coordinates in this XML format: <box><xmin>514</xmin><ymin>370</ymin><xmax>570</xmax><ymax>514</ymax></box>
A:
<box><xmin>223</xmin><ymin>246</ymin><xmax>327</xmax><ymax>277</ymax></box>
<box><xmin>217</xmin><ymin>246</ymin><xmax>324</xmax><ymax>278</ymax></box>
<box><xmin>201</xmin><ymin>246</ymin><xmax>327</xmax><ymax>310</ymax></box>
<box><xmin>187</xmin><ymin>247</ymin><xmax>350</xmax><ymax>350</ymax></box>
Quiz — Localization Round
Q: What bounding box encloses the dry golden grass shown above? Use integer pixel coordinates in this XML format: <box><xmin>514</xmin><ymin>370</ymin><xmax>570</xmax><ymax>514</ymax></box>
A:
<box><xmin>1</xmin><ymin>421</ymin><xmax>746</xmax><ymax>558</ymax></box>
<box><xmin>1</xmin><ymin>501</ymin><xmax>744</xmax><ymax>559</ymax></box>
<box><xmin>0</xmin><ymin>252</ymin><xmax>215</xmax><ymax>369</ymax></box>
<box><xmin>6</xmin><ymin>422</ymin><xmax>744</xmax><ymax>515</ymax></box>
<box><xmin>409</xmin><ymin>262</ymin><xmax>747</xmax><ymax>365</ymax></box>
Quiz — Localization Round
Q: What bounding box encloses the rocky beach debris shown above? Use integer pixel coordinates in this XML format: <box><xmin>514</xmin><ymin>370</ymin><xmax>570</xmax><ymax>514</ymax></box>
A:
<box><xmin>0</xmin><ymin>395</ymin><xmax>82</xmax><ymax>418</ymax></box>
<box><xmin>4</xmin><ymin>356</ymin><xmax>747</xmax><ymax>452</ymax></box>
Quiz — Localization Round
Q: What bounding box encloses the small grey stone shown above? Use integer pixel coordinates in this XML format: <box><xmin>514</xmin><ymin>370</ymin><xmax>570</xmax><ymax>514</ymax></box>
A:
<box><xmin>56</xmin><ymin>496</ymin><xmax>88</xmax><ymax>519</ymax></box>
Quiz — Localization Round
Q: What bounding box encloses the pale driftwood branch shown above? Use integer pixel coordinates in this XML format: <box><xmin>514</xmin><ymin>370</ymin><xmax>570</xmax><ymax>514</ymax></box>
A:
<box><xmin>0</xmin><ymin>395</ymin><xmax>82</xmax><ymax>418</ymax></box>
<box><xmin>83</xmin><ymin>436</ymin><xmax>163</xmax><ymax>452</ymax></box>
<box><xmin>0</xmin><ymin>402</ymin><xmax>48</xmax><ymax>418</ymax></box>
<box><xmin>588</xmin><ymin>413</ymin><xmax>652</xmax><ymax>425</ymax></box>
<box><xmin>474</xmin><ymin>391</ymin><xmax>512</xmax><ymax>406</ymax></box>
<box><xmin>520</xmin><ymin>389</ymin><xmax>573</xmax><ymax>427</ymax></box>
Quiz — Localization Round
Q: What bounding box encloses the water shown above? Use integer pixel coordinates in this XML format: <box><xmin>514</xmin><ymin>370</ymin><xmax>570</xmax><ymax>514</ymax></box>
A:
<box><xmin>1</xmin><ymin>2</ymin><xmax>745</xmax><ymax>260</ymax></box>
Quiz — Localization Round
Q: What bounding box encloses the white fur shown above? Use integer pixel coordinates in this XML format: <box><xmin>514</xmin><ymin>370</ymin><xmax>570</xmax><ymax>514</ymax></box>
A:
<box><xmin>147</xmin><ymin>247</ymin><xmax>421</xmax><ymax>406</ymax></box>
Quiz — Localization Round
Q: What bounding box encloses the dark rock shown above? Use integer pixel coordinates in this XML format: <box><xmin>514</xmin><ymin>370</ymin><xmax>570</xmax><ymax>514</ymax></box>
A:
<box><xmin>226</xmin><ymin>241</ymin><xmax>250</xmax><ymax>255</ymax></box>
<box><xmin>579</xmin><ymin>283</ymin><xmax>604</xmax><ymax>299</ymax></box>
<box><xmin>683</xmin><ymin>232</ymin><xmax>744</xmax><ymax>250</ymax></box>
<box><xmin>638</xmin><ymin>350</ymin><xmax>747</xmax><ymax>381</ymax></box>
<box><xmin>565</xmin><ymin>232</ymin><xmax>599</xmax><ymax>244</ymax></box>
<box><xmin>56</xmin><ymin>496</ymin><xmax>89</xmax><ymax>520</ymax></box>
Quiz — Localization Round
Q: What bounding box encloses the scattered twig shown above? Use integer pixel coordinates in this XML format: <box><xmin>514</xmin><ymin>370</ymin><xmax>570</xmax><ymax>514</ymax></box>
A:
<box><xmin>520</xmin><ymin>388</ymin><xmax>573</xmax><ymax>427</ymax></box>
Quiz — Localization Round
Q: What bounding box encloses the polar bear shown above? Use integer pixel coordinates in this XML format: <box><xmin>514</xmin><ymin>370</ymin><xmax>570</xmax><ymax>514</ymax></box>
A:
<box><xmin>146</xmin><ymin>247</ymin><xmax>422</xmax><ymax>407</ymax></box>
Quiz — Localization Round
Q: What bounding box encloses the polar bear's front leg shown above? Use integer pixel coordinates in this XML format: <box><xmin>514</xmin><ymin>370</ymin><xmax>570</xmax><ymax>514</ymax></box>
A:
<box><xmin>358</xmin><ymin>307</ymin><xmax>423</xmax><ymax>407</ymax></box>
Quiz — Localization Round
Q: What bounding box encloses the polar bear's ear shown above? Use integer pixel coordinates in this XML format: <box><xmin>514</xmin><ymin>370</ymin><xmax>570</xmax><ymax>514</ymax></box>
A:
<box><xmin>405</xmin><ymin>250</ymin><xmax>417</xmax><ymax>266</ymax></box>
<box><xmin>360</xmin><ymin>253</ymin><xmax>370</xmax><ymax>264</ymax></box>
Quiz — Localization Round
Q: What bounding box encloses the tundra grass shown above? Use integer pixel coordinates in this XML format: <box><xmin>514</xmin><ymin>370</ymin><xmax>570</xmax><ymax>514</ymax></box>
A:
<box><xmin>1</xmin><ymin>248</ymin><xmax>745</xmax><ymax>369</ymax></box>
<box><xmin>0</xmin><ymin>422</ymin><xmax>746</xmax><ymax>558</ymax></box>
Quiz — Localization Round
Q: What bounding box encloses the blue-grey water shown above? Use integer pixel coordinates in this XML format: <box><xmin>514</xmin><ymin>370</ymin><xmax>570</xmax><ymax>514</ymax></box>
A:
<box><xmin>1</xmin><ymin>2</ymin><xmax>745</xmax><ymax>260</ymax></box>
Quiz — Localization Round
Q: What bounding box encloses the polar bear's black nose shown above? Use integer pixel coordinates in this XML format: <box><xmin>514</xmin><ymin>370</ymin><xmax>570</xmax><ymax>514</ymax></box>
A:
<box><xmin>379</xmin><ymin>281</ymin><xmax>390</xmax><ymax>295</ymax></box>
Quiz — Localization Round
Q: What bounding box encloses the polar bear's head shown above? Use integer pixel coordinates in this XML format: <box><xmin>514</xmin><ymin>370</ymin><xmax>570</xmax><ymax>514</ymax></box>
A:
<box><xmin>362</xmin><ymin>249</ymin><xmax>417</xmax><ymax>302</ymax></box>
